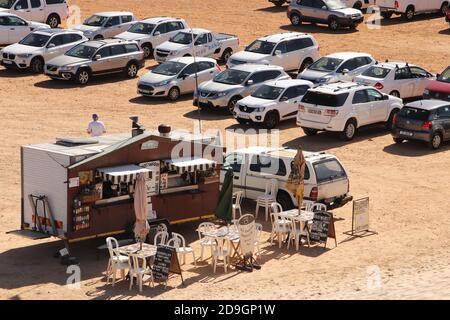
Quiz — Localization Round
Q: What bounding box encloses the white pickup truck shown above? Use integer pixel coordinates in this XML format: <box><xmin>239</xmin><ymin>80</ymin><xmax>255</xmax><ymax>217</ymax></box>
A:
<box><xmin>375</xmin><ymin>0</ymin><xmax>449</xmax><ymax>20</ymax></box>
<box><xmin>221</xmin><ymin>147</ymin><xmax>353</xmax><ymax>210</ymax></box>
<box><xmin>0</xmin><ymin>0</ymin><xmax>69</xmax><ymax>28</ymax></box>
<box><xmin>154</xmin><ymin>28</ymin><xmax>239</xmax><ymax>64</ymax></box>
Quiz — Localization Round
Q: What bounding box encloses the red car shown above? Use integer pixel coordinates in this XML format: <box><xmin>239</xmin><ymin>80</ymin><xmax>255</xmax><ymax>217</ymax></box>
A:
<box><xmin>424</xmin><ymin>66</ymin><xmax>450</xmax><ymax>101</ymax></box>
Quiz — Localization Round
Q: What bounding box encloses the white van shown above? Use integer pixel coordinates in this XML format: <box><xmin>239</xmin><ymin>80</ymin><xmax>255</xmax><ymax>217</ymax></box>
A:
<box><xmin>375</xmin><ymin>0</ymin><xmax>449</xmax><ymax>20</ymax></box>
<box><xmin>0</xmin><ymin>0</ymin><xmax>69</xmax><ymax>28</ymax></box>
<box><xmin>220</xmin><ymin>147</ymin><xmax>352</xmax><ymax>210</ymax></box>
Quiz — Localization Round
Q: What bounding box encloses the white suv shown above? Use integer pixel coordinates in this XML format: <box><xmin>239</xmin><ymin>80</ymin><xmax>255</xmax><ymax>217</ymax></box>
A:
<box><xmin>0</xmin><ymin>12</ymin><xmax>49</xmax><ymax>45</ymax></box>
<box><xmin>298</xmin><ymin>51</ymin><xmax>375</xmax><ymax>85</ymax></box>
<box><xmin>1</xmin><ymin>28</ymin><xmax>86</xmax><ymax>72</ymax></box>
<box><xmin>0</xmin><ymin>0</ymin><xmax>69</xmax><ymax>28</ymax></box>
<box><xmin>297</xmin><ymin>82</ymin><xmax>403</xmax><ymax>140</ymax></box>
<box><xmin>73</xmin><ymin>12</ymin><xmax>137</xmax><ymax>40</ymax></box>
<box><xmin>115</xmin><ymin>17</ymin><xmax>188</xmax><ymax>59</ymax></box>
<box><xmin>227</xmin><ymin>32</ymin><xmax>320</xmax><ymax>73</ymax></box>
<box><xmin>234</xmin><ymin>79</ymin><xmax>314</xmax><ymax>129</ymax></box>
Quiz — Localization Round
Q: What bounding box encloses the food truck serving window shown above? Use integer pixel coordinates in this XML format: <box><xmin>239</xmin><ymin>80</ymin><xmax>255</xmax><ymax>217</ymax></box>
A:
<box><xmin>98</xmin><ymin>164</ymin><xmax>152</xmax><ymax>184</ymax></box>
<box><xmin>164</xmin><ymin>157</ymin><xmax>217</xmax><ymax>174</ymax></box>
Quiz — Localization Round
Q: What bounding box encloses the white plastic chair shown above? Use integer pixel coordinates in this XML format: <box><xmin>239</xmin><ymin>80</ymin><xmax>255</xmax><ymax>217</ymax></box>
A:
<box><xmin>167</xmin><ymin>232</ymin><xmax>196</xmax><ymax>266</ymax></box>
<box><xmin>255</xmin><ymin>179</ymin><xmax>278</xmax><ymax>221</ymax></box>
<box><xmin>106</xmin><ymin>237</ymin><xmax>129</xmax><ymax>286</ymax></box>
<box><xmin>254</xmin><ymin>223</ymin><xmax>263</xmax><ymax>260</ymax></box>
<box><xmin>154</xmin><ymin>231</ymin><xmax>169</xmax><ymax>246</ymax></box>
<box><xmin>311</xmin><ymin>203</ymin><xmax>327</xmax><ymax>212</ymax></box>
<box><xmin>302</xmin><ymin>200</ymin><xmax>314</xmax><ymax>212</ymax></box>
<box><xmin>286</xmin><ymin>216</ymin><xmax>310</xmax><ymax>251</ymax></box>
<box><xmin>212</xmin><ymin>239</ymin><xmax>230</xmax><ymax>273</ymax></box>
<box><xmin>198</xmin><ymin>222</ymin><xmax>216</xmax><ymax>260</ymax></box>
<box><xmin>128</xmin><ymin>253</ymin><xmax>154</xmax><ymax>292</ymax></box>
<box><xmin>269</xmin><ymin>211</ymin><xmax>291</xmax><ymax>248</ymax></box>
<box><xmin>232</xmin><ymin>191</ymin><xmax>243</xmax><ymax>220</ymax></box>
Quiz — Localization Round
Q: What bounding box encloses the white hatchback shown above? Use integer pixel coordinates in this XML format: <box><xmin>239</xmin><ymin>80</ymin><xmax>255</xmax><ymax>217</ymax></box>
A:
<box><xmin>234</xmin><ymin>79</ymin><xmax>314</xmax><ymax>129</ymax></box>
<box><xmin>355</xmin><ymin>62</ymin><xmax>435</xmax><ymax>99</ymax></box>
<box><xmin>297</xmin><ymin>82</ymin><xmax>403</xmax><ymax>140</ymax></box>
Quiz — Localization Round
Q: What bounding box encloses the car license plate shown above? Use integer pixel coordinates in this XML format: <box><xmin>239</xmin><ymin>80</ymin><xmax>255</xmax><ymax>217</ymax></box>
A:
<box><xmin>140</xmin><ymin>89</ymin><xmax>151</xmax><ymax>94</ymax></box>
<box><xmin>400</xmin><ymin>130</ymin><xmax>413</xmax><ymax>137</ymax></box>
<box><xmin>308</xmin><ymin>108</ymin><xmax>321</xmax><ymax>115</ymax></box>
<box><xmin>239</xmin><ymin>114</ymin><xmax>250</xmax><ymax>119</ymax></box>
<box><xmin>3</xmin><ymin>60</ymin><xmax>12</xmax><ymax>64</ymax></box>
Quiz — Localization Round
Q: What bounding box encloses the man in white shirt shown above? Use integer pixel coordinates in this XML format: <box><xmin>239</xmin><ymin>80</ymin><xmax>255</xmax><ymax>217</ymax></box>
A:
<box><xmin>87</xmin><ymin>114</ymin><xmax>106</xmax><ymax>137</ymax></box>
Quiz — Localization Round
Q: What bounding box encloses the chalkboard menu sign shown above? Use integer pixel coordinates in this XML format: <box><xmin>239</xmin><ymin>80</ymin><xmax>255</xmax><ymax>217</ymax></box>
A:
<box><xmin>152</xmin><ymin>245</ymin><xmax>183</xmax><ymax>284</ymax></box>
<box><xmin>310</xmin><ymin>211</ymin><xmax>332</xmax><ymax>243</ymax></box>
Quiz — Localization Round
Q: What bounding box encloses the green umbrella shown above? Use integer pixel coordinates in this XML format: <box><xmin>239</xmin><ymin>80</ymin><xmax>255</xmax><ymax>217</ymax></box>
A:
<box><xmin>214</xmin><ymin>169</ymin><xmax>233</xmax><ymax>222</ymax></box>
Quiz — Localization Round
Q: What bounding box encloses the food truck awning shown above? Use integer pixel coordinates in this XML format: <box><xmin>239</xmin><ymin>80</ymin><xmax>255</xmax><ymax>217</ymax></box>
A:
<box><xmin>98</xmin><ymin>165</ymin><xmax>152</xmax><ymax>184</ymax></box>
<box><xmin>164</xmin><ymin>157</ymin><xmax>217</xmax><ymax>174</ymax></box>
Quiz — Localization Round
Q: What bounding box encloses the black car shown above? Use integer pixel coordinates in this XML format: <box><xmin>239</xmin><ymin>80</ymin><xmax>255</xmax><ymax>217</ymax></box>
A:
<box><xmin>392</xmin><ymin>100</ymin><xmax>450</xmax><ymax>150</ymax></box>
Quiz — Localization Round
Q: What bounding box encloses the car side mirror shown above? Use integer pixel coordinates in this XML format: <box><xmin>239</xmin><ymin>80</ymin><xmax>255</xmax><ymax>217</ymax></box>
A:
<box><xmin>153</xmin><ymin>31</ymin><xmax>161</xmax><ymax>36</ymax></box>
<box><xmin>383</xmin><ymin>94</ymin><xmax>389</xmax><ymax>100</ymax></box>
<box><xmin>246</xmin><ymin>79</ymin><xmax>254</xmax><ymax>86</ymax></box>
<box><xmin>279</xmin><ymin>96</ymin><xmax>289</xmax><ymax>102</ymax></box>
<box><xmin>93</xmin><ymin>54</ymin><xmax>101</xmax><ymax>61</ymax></box>
<box><xmin>180</xmin><ymin>73</ymin><xmax>189</xmax><ymax>79</ymax></box>
<box><xmin>322</xmin><ymin>6</ymin><xmax>327</xmax><ymax>10</ymax></box>
<box><xmin>342</xmin><ymin>69</ymin><xmax>349</xmax><ymax>75</ymax></box>
<box><xmin>274</xmin><ymin>50</ymin><xmax>282</xmax><ymax>56</ymax></box>
<box><xmin>436</xmin><ymin>73</ymin><xmax>440</xmax><ymax>78</ymax></box>
<box><xmin>47</xmin><ymin>43</ymin><xmax>56</xmax><ymax>48</ymax></box>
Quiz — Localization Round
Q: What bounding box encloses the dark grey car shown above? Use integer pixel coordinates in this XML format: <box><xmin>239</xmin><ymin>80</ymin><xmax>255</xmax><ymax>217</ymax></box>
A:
<box><xmin>392</xmin><ymin>100</ymin><xmax>450</xmax><ymax>150</ymax></box>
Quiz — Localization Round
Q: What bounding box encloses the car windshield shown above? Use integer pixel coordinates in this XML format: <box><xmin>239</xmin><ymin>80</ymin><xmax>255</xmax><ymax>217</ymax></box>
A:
<box><xmin>84</xmin><ymin>15</ymin><xmax>107</xmax><ymax>27</ymax></box>
<box><xmin>437</xmin><ymin>67</ymin><xmax>450</xmax><ymax>83</ymax></box>
<box><xmin>169</xmin><ymin>32</ymin><xmax>195</xmax><ymax>45</ymax></box>
<box><xmin>362</xmin><ymin>66</ymin><xmax>391</xmax><ymax>79</ymax></box>
<box><xmin>325</xmin><ymin>0</ymin><xmax>347</xmax><ymax>10</ymax></box>
<box><xmin>313</xmin><ymin>159</ymin><xmax>346</xmax><ymax>184</ymax></box>
<box><xmin>308</xmin><ymin>57</ymin><xmax>343</xmax><ymax>72</ymax></box>
<box><xmin>128</xmin><ymin>22</ymin><xmax>155</xmax><ymax>35</ymax></box>
<box><xmin>398</xmin><ymin>107</ymin><xmax>430</xmax><ymax>121</ymax></box>
<box><xmin>65</xmin><ymin>44</ymin><xmax>97</xmax><ymax>59</ymax></box>
<box><xmin>0</xmin><ymin>0</ymin><xmax>15</xmax><ymax>9</ymax></box>
<box><xmin>152</xmin><ymin>61</ymin><xmax>186</xmax><ymax>76</ymax></box>
<box><xmin>301</xmin><ymin>91</ymin><xmax>349</xmax><ymax>107</ymax></box>
<box><xmin>252</xmin><ymin>85</ymin><xmax>284</xmax><ymax>100</ymax></box>
<box><xmin>19</xmin><ymin>33</ymin><xmax>50</xmax><ymax>47</ymax></box>
<box><xmin>245</xmin><ymin>40</ymin><xmax>276</xmax><ymax>55</ymax></box>
<box><xmin>213</xmin><ymin>69</ymin><xmax>250</xmax><ymax>85</ymax></box>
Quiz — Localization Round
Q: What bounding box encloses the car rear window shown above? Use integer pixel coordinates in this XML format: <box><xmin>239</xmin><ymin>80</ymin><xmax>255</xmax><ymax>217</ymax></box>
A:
<box><xmin>124</xmin><ymin>43</ymin><xmax>139</xmax><ymax>53</ymax></box>
<box><xmin>45</xmin><ymin>0</ymin><xmax>66</xmax><ymax>4</ymax></box>
<box><xmin>362</xmin><ymin>66</ymin><xmax>391</xmax><ymax>79</ymax></box>
<box><xmin>398</xmin><ymin>107</ymin><xmax>430</xmax><ymax>121</ymax></box>
<box><xmin>301</xmin><ymin>91</ymin><xmax>349</xmax><ymax>107</ymax></box>
<box><xmin>313</xmin><ymin>159</ymin><xmax>346</xmax><ymax>184</ymax></box>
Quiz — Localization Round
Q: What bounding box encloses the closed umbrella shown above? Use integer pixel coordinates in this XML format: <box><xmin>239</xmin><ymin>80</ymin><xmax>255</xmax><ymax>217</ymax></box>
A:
<box><xmin>214</xmin><ymin>169</ymin><xmax>233</xmax><ymax>222</ymax></box>
<box><xmin>286</xmin><ymin>146</ymin><xmax>306</xmax><ymax>214</ymax></box>
<box><xmin>134</xmin><ymin>172</ymin><xmax>150</xmax><ymax>250</ymax></box>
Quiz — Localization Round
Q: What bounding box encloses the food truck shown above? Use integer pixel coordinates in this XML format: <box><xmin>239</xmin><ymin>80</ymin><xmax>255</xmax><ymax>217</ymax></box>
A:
<box><xmin>20</xmin><ymin>123</ymin><xmax>223</xmax><ymax>246</ymax></box>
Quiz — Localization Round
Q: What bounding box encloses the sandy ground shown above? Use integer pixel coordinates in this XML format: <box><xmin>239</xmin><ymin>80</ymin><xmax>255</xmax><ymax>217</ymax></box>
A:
<box><xmin>1</xmin><ymin>0</ymin><xmax>450</xmax><ymax>300</ymax></box>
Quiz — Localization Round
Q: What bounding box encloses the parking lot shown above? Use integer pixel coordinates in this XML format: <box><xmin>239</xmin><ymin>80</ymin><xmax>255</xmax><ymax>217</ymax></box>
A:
<box><xmin>0</xmin><ymin>0</ymin><xmax>450</xmax><ymax>299</ymax></box>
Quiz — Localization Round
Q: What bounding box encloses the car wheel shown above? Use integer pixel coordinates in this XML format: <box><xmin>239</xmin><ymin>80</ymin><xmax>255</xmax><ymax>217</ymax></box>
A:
<box><xmin>227</xmin><ymin>96</ymin><xmax>241</xmax><ymax>114</ymax></box>
<box><xmin>441</xmin><ymin>2</ymin><xmax>449</xmax><ymax>15</ymax></box>
<box><xmin>272</xmin><ymin>0</ymin><xmax>285</xmax><ymax>6</ymax></box>
<box><xmin>298</xmin><ymin>58</ymin><xmax>313</xmax><ymax>73</ymax></box>
<box><xmin>353</xmin><ymin>1</ymin><xmax>362</xmax><ymax>10</ymax></box>
<box><xmin>429</xmin><ymin>133</ymin><xmax>442</xmax><ymax>150</ymax></box>
<box><xmin>142</xmin><ymin>44</ymin><xmax>153</xmax><ymax>59</ymax></box>
<box><xmin>168</xmin><ymin>87</ymin><xmax>180</xmax><ymax>101</ymax></box>
<box><xmin>94</xmin><ymin>35</ymin><xmax>104</xmax><ymax>40</ymax></box>
<box><xmin>75</xmin><ymin>68</ymin><xmax>90</xmax><ymax>85</ymax></box>
<box><xmin>393</xmin><ymin>138</ymin><xmax>404</xmax><ymax>144</ymax></box>
<box><xmin>125</xmin><ymin>62</ymin><xmax>139</xmax><ymax>78</ymax></box>
<box><xmin>290</xmin><ymin>13</ymin><xmax>302</xmax><ymax>26</ymax></box>
<box><xmin>30</xmin><ymin>57</ymin><xmax>44</xmax><ymax>73</ymax></box>
<box><xmin>389</xmin><ymin>90</ymin><xmax>400</xmax><ymax>98</ymax></box>
<box><xmin>263</xmin><ymin>111</ymin><xmax>280</xmax><ymax>129</ymax></box>
<box><xmin>303</xmin><ymin>128</ymin><xmax>318</xmax><ymax>136</ymax></box>
<box><xmin>46</xmin><ymin>14</ymin><xmax>59</xmax><ymax>28</ymax></box>
<box><xmin>221</xmin><ymin>49</ymin><xmax>232</xmax><ymax>63</ymax></box>
<box><xmin>340</xmin><ymin>120</ymin><xmax>357</xmax><ymax>141</ymax></box>
<box><xmin>277</xmin><ymin>192</ymin><xmax>294</xmax><ymax>211</ymax></box>
<box><xmin>381</xmin><ymin>12</ymin><xmax>393</xmax><ymax>19</ymax></box>
<box><xmin>386</xmin><ymin>109</ymin><xmax>399</xmax><ymax>130</ymax></box>
<box><xmin>328</xmin><ymin>18</ymin><xmax>340</xmax><ymax>31</ymax></box>
<box><xmin>403</xmin><ymin>6</ymin><xmax>415</xmax><ymax>20</ymax></box>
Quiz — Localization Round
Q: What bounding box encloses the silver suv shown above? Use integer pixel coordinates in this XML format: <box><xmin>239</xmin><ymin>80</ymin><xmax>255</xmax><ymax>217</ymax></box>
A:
<box><xmin>287</xmin><ymin>0</ymin><xmax>364</xmax><ymax>31</ymax></box>
<box><xmin>44</xmin><ymin>39</ymin><xmax>144</xmax><ymax>85</ymax></box>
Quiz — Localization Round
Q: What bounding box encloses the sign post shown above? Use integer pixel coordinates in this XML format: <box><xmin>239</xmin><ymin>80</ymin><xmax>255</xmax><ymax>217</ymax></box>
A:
<box><xmin>152</xmin><ymin>245</ymin><xmax>183</xmax><ymax>287</ymax></box>
<box><xmin>344</xmin><ymin>197</ymin><xmax>377</xmax><ymax>237</ymax></box>
<box><xmin>235</xmin><ymin>214</ymin><xmax>261</xmax><ymax>272</ymax></box>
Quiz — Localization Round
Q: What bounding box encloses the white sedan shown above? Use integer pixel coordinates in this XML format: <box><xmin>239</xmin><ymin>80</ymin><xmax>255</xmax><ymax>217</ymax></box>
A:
<box><xmin>355</xmin><ymin>62</ymin><xmax>435</xmax><ymax>99</ymax></box>
<box><xmin>0</xmin><ymin>12</ymin><xmax>49</xmax><ymax>46</ymax></box>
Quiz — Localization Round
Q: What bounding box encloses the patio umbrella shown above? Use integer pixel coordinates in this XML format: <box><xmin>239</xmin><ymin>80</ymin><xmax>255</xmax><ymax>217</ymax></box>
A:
<box><xmin>286</xmin><ymin>146</ymin><xmax>306</xmax><ymax>214</ymax></box>
<box><xmin>214</xmin><ymin>168</ymin><xmax>233</xmax><ymax>222</ymax></box>
<box><xmin>133</xmin><ymin>172</ymin><xmax>150</xmax><ymax>249</ymax></box>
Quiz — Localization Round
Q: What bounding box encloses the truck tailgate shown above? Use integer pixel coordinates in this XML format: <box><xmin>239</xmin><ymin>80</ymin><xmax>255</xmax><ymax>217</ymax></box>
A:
<box><xmin>318</xmin><ymin>177</ymin><xmax>349</xmax><ymax>201</ymax></box>
<box><xmin>375</xmin><ymin>0</ymin><xmax>396</xmax><ymax>8</ymax></box>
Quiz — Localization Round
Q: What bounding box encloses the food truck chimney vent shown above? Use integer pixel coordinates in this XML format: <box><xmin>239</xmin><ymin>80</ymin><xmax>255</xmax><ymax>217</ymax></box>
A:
<box><xmin>130</xmin><ymin>116</ymin><xmax>145</xmax><ymax>137</ymax></box>
<box><xmin>158</xmin><ymin>124</ymin><xmax>171</xmax><ymax>137</ymax></box>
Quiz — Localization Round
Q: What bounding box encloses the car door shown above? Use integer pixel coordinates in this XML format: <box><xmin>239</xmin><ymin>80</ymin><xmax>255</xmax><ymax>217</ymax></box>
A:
<box><xmin>13</xmin><ymin>0</ymin><xmax>32</xmax><ymax>21</ymax></box>
<box><xmin>4</xmin><ymin>15</ymin><xmax>31</xmax><ymax>43</ymax></box>
<box><xmin>177</xmin><ymin>62</ymin><xmax>198</xmax><ymax>93</ymax></box>
<box><xmin>246</xmin><ymin>155</ymin><xmax>286</xmax><ymax>200</ymax></box>
<box><xmin>349</xmin><ymin>57</ymin><xmax>374</xmax><ymax>79</ymax></box>
<box><xmin>436</xmin><ymin>106</ymin><xmax>450</xmax><ymax>140</ymax></box>
<box><xmin>394</xmin><ymin>67</ymin><xmax>415</xmax><ymax>98</ymax></box>
<box><xmin>30</xmin><ymin>0</ymin><xmax>45</xmax><ymax>22</ymax></box>
<box><xmin>312</xmin><ymin>0</ymin><xmax>329</xmax><ymax>22</ymax></box>
<box><xmin>336</xmin><ymin>58</ymin><xmax>358</xmax><ymax>82</ymax></box>
<box><xmin>366</xmin><ymin>88</ymin><xmax>388</xmax><ymax>122</ymax></box>
<box><xmin>44</xmin><ymin>34</ymin><xmax>65</xmax><ymax>61</ymax></box>
<box><xmin>152</xmin><ymin>22</ymin><xmax>168</xmax><ymax>46</ymax></box>
<box><xmin>196</xmin><ymin>61</ymin><xmax>216</xmax><ymax>85</ymax></box>
<box><xmin>221</xmin><ymin>152</ymin><xmax>246</xmax><ymax>195</ymax></box>
<box><xmin>278</xmin><ymin>85</ymin><xmax>310</xmax><ymax>119</ymax></box>
<box><xmin>285</xmin><ymin>39</ymin><xmax>303</xmax><ymax>71</ymax></box>
<box><xmin>245</xmin><ymin>70</ymin><xmax>274</xmax><ymax>96</ymax></box>
<box><xmin>0</xmin><ymin>16</ymin><xmax>9</xmax><ymax>44</ymax></box>
<box><xmin>194</xmin><ymin>33</ymin><xmax>213</xmax><ymax>57</ymax></box>
<box><xmin>271</xmin><ymin>41</ymin><xmax>289</xmax><ymax>70</ymax></box>
<box><xmin>109</xmin><ymin>44</ymin><xmax>129</xmax><ymax>70</ymax></box>
<box><xmin>103</xmin><ymin>16</ymin><xmax>121</xmax><ymax>38</ymax></box>
<box><xmin>91</xmin><ymin>46</ymin><xmax>113</xmax><ymax>73</ymax></box>
<box><xmin>409</xmin><ymin>66</ymin><xmax>433</xmax><ymax>98</ymax></box>
<box><xmin>298</xmin><ymin>0</ymin><xmax>315</xmax><ymax>22</ymax></box>
<box><xmin>164</xmin><ymin>21</ymin><xmax>184</xmax><ymax>43</ymax></box>
<box><xmin>119</xmin><ymin>15</ymin><xmax>134</xmax><ymax>33</ymax></box>
<box><xmin>351</xmin><ymin>89</ymin><xmax>372</xmax><ymax>126</ymax></box>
